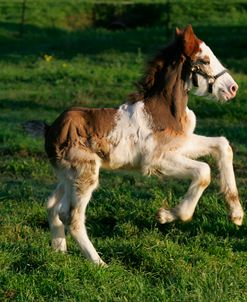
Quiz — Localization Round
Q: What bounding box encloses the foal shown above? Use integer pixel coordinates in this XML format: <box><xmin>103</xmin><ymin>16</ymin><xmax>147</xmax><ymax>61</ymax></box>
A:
<box><xmin>45</xmin><ymin>25</ymin><xmax>244</xmax><ymax>265</ymax></box>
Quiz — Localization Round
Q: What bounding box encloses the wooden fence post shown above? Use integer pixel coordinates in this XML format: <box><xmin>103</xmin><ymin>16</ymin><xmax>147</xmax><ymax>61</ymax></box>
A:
<box><xmin>19</xmin><ymin>0</ymin><xmax>27</xmax><ymax>37</ymax></box>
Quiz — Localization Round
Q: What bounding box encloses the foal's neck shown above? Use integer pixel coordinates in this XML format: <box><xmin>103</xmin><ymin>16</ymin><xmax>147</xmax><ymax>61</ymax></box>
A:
<box><xmin>144</xmin><ymin>59</ymin><xmax>189</xmax><ymax>132</ymax></box>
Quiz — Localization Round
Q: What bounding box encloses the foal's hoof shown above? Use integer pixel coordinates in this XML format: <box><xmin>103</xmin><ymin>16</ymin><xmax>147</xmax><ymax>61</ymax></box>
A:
<box><xmin>95</xmin><ymin>259</ymin><xmax>108</xmax><ymax>268</ymax></box>
<box><xmin>91</xmin><ymin>256</ymin><xmax>108</xmax><ymax>267</ymax></box>
<box><xmin>51</xmin><ymin>238</ymin><xmax>67</xmax><ymax>252</ymax></box>
<box><xmin>229</xmin><ymin>206</ymin><xmax>244</xmax><ymax>226</ymax></box>
<box><xmin>156</xmin><ymin>208</ymin><xmax>175</xmax><ymax>224</ymax></box>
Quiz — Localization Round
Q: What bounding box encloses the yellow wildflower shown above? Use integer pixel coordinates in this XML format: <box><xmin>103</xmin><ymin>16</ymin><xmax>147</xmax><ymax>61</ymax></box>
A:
<box><xmin>44</xmin><ymin>54</ymin><xmax>53</xmax><ymax>62</ymax></box>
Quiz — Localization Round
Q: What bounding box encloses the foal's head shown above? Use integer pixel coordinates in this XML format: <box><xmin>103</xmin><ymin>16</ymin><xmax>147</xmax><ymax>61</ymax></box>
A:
<box><xmin>178</xmin><ymin>25</ymin><xmax>238</xmax><ymax>101</ymax></box>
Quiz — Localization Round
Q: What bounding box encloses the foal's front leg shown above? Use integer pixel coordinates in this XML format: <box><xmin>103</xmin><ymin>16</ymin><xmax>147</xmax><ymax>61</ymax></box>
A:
<box><xmin>157</xmin><ymin>155</ymin><xmax>211</xmax><ymax>223</ymax></box>
<box><xmin>181</xmin><ymin>134</ymin><xmax>244</xmax><ymax>225</ymax></box>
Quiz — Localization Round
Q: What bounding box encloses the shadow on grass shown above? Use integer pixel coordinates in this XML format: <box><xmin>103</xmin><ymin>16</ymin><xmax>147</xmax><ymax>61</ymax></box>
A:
<box><xmin>0</xmin><ymin>21</ymin><xmax>164</xmax><ymax>60</ymax></box>
<box><xmin>0</xmin><ymin>21</ymin><xmax>246</xmax><ymax>68</ymax></box>
<box><xmin>157</xmin><ymin>210</ymin><xmax>247</xmax><ymax>245</ymax></box>
<box><xmin>0</xmin><ymin>98</ymin><xmax>60</xmax><ymax>112</ymax></box>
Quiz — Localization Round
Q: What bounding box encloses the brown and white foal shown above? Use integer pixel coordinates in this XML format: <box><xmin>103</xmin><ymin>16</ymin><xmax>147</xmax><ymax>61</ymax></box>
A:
<box><xmin>45</xmin><ymin>25</ymin><xmax>244</xmax><ymax>265</ymax></box>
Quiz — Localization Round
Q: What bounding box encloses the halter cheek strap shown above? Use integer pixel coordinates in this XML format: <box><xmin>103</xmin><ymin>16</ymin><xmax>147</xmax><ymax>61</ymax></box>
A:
<box><xmin>191</xmin><ymin>63</ymin><xmax>228</xmax><ymax>93</ymax></box>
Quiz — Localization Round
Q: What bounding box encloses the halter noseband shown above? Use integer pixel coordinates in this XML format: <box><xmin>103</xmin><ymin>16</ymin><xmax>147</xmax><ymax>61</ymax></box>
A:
<box><xmin>190</xmin><ymin>60</ymin><xmax>228</xmax><ymax>93</ymax></box>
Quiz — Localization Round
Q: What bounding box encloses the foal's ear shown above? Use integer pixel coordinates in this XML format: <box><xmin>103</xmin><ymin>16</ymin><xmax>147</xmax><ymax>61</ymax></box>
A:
<box><xmin>175</xmin><ymin>27</ymin><xmax>182</xmax><ymax>36</ymax></box>
<box><xmin>182</xmin><ymin>24</ymin><xmax>200</xmax><ymax>58</ymax></box>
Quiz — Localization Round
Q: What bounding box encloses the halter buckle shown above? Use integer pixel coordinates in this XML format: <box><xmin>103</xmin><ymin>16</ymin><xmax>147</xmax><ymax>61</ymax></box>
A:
<box><xmin>208</xmin><ymin>77</ymin><xmax>215</xmax><ymax>84</ymax></box>
<box><xmin>191</xmin><ymin>65</ymin><xmax>199</xmax><ymax>72</ymax></box>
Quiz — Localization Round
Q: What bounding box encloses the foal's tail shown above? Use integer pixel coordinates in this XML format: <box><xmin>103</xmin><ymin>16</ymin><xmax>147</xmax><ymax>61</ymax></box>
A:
<box><xmin>22</xmin><ymin>120</ymin><xmax>50</xmax><ymax>137</ymax></box>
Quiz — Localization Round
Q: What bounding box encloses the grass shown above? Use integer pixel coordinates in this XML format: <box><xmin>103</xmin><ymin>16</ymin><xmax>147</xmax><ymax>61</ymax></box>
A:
<box><xmin>1</xmin><ymin>4</ymin><xmax>247</xmax><ymax>302</ymax></box>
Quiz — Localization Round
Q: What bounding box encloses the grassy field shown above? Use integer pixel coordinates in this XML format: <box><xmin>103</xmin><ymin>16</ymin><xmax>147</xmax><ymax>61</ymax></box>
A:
<box><xmin>1</xmin><ymin>3</ymin><xmax>247</xmax><ymax>302</ymax></box>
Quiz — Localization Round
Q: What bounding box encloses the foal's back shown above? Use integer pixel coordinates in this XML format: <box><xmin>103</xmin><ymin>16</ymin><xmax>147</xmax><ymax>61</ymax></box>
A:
<box><xmin>45</xmin><ymin>107</ymin><xmax>118</xmax><ymax>167</ymax></box>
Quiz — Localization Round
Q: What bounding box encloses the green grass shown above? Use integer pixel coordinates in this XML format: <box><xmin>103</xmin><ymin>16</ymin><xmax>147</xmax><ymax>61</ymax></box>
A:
<box><xmin>1</xmin><ymin>3</ymin><xmax>247</xmax><ymax>301</ymax></box>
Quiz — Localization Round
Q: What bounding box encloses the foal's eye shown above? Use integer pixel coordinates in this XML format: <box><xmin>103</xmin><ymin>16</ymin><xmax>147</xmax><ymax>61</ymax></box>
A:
<box><xmin>199</xmin><ymin>59</ymin><xmax>210</xmax><ymax>65</ymax></box>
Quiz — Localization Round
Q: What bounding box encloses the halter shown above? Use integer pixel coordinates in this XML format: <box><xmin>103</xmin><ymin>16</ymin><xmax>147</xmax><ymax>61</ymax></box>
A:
<box><xmin>190</xmin><ymin>60</ymin><xmax>228</xmax><ymax>93</ymax></box>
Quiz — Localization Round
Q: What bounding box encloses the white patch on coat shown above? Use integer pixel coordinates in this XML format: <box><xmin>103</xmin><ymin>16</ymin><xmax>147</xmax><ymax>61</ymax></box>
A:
<box><xmin>185</xmin><ymin>107</ymin><xmax>196</xmax><ymax>134</ymax></box>
<box><xmin>107</xmin><ymin>101</ymin><xmax>155</xmax><ymax>169</ymax></box>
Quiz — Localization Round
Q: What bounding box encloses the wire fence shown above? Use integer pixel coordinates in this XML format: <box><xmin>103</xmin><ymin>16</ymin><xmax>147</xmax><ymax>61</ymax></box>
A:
<box><xmin>0</xmin><ymin>0</ymin><xmax>246</xmax><ymax>37</ymax></box>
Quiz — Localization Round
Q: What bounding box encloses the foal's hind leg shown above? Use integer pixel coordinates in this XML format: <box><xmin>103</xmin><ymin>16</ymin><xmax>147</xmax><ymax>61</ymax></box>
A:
<box><xmin>47</xmin><ymin>183</ymin><xmax>67</xmax><ymax>252</ymax></box>
<box><xmin>66</xmin><ymin>161</ymin><xmax>106</xmax><ymax>265</ymax></box>
<box><xmin>182</xmin><ymin>134</ymin><xmax>244</xmax><ymax>225</ymax></box>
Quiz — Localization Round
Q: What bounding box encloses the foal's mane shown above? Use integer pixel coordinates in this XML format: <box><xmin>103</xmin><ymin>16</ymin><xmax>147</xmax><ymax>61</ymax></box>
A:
<box><xmin>128</xmin><ymin>25</ymin><xmax>200</xmax><ymax>104</ymax></box>
<box><xmin>128</xmin><ymin>37</ymin><xmax>183</xmax><ymax>103</ymax></box>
